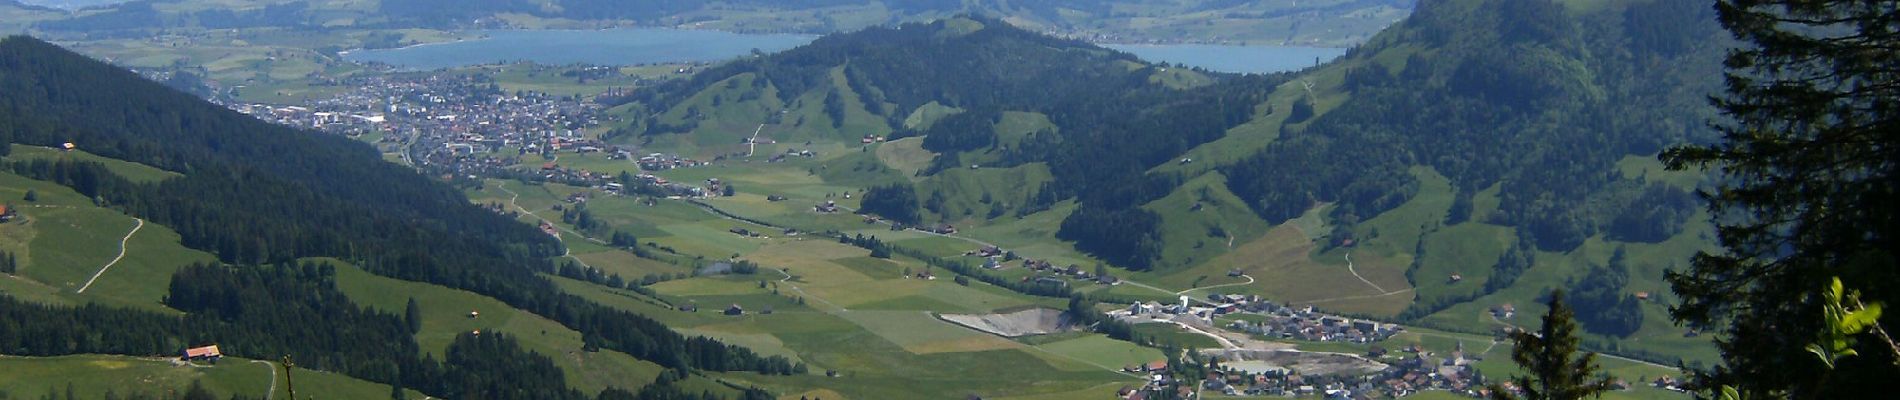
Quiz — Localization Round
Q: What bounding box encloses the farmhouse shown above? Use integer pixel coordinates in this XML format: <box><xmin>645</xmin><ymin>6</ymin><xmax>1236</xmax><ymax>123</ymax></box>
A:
<box><xmin>1491</xmin><ymin>303</ymin><xmax>1516</xmax><ymax>319</ymax></box>
<box><xmin>0</xmin><ymin>204</ymin><xmax>13</xmax><ymax>222</ymax></box>
<box><xmin>182</xmin><ymin>345</ymin><xmax>222</xmax><ymax>361</ymax></box>
<box><xmin>725</xmin><ymin>304</ymin><xmax>744</xmax><ymax>316</ymax></box>
<box><xmin>1145</xmin><ymin>360</ymin><xmax>1169</xmax><ymax>372</ymax></box>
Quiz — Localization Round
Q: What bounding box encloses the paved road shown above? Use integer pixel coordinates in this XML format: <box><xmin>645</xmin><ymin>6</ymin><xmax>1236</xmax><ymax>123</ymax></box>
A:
<box><xmin>1179</xmin><ymin>274</ymin><xmax>1255</xmax><ymax>296</ymax></box>
<box><xmin>76</xmin><ymin>217</ymin><xmax>143</xmax><ymax>293</ymax></box>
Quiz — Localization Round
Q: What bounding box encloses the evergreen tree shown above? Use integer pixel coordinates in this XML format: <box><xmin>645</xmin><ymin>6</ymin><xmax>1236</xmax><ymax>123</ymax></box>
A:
<box><xmin>404</xmin><ymin>298</ymin><xmax>422</xmax><ymax>334</ymax></box>
<box><xmin>1489</xmin><ymin>290</ymin><xmax>1611</xmax><ymax>400</ymax></box>
<box><xmin>1662</xmin><ymin>0</ymin><xmax>1900</xmax><ymax>396</ymax></box>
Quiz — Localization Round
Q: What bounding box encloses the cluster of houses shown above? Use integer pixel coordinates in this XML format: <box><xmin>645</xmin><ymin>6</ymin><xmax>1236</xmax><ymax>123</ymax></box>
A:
<box><xmin>1187</xmin><ymin>341</ymin><xmax>1534</xmax><ymax>399</ymax></box>
<box><xmin>636</xmin><ymin>152</ymin><xmax>708</xmax><ymax>171</ymax></box>
<box><xmin>614</xmin><ymin>173</ymin><xmax>716</xmax><ymax>198</ymax></box>
<box><xmin>814</xmin><ymin>200</ymin><xmax>841</xmax><ymax>213</ymax></box>
<box><xmin>1190</xmin><ymin>367</ymin><xmax>1379</xmax><ymax>398</ymax></box>
<box><xmin>766</xmin><ymin>148</ymin><xmax>818</xmax><ymax>163</ymax></box>
<box><xmin>959</xmin><ymin>246</ymin><xmax>1124</xmax><ymax>286</ymax></box>
<box><xmin>1223</xmin><ymin>303</ymin><xmax>1403</xmax><ymax>344</ymax></box>
<box><xmin>218</xmin><ymin>72</ymin><xmax>619</xmax><ymax>183</ymax></box>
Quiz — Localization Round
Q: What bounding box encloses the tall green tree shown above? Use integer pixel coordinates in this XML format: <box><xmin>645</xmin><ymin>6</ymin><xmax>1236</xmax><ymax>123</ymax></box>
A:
<box><xmin>1662</xmin><ymin>0</ymin><xmax>1900</xmax><ymax>396</ymax></box>
<box><xmin>1490</xmin><ymin>290</ymin><xmax>1612</xmax><ymax>400</ymax></box>
<box><xmin>404</xmin><ymin>297</ymin><xmax>422</xmax><ymax>334</ymax></box>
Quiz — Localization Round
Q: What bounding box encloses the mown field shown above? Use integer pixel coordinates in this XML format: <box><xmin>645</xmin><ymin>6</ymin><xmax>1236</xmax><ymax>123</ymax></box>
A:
<box><xmin>0</xmin><ymin>354</ymin><xmax>427</xmax><ymax>400</ymax></box>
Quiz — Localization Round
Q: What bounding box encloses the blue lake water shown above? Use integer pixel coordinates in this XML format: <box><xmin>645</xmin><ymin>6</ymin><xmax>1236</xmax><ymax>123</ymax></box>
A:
<box><xmin>1105</xmin><ymin>44</ymin><xmax>1347</xmax><ymax>74</ymax></box>
<box><xmin>342</xmin><ymin>28</ymin><xmax>1346</xmax><ymax>74</ymax></box>
<box><xmin>341</xmin><ymin>29</ymin><xmax>818</xmax><ymax>70</ymax></box>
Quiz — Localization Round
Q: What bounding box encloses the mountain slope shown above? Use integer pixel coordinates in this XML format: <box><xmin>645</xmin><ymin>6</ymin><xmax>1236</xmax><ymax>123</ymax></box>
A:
<box><xmin>616</xmin><ymin>0</ymin><xmax>1727</xmax><ymax>364</ymax></box>
<box><xmin>616</xmin><ymin>16</ymin><xmax>1282</xmax><ymax>268</ymax></box>
<box><xmin>1138</xmin><ymin>0</ymin><xmax>1726</xmax><ymax>362</ymax></box>
<box><xmin>0</xmin><ymin>35</ymin><xmax>792</xmax><ymax>398</ymax></box>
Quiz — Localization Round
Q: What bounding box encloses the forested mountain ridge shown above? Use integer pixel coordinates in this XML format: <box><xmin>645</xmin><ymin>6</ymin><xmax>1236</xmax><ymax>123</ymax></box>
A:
<box><xmin>1222</xmin><ymin>0</ymin><xmax>1723</xmax><ymax>250</ymax></box>
<box><xmin>1120</xmin><ymin>0</ymin><xmax>1727</xmax><ymax>361</ymax></box>
<box><xmin>622</xmin><ymin>0</ymin><xmax>1723</xmax><ymax>269</ymax></box>
<box><xmin>614</xmin><ymin>16</ymin><xmax>1286</xmax><ymax>267</ymax></box>
<box><xmin>27</xmin><ymin>0</ymin><xmax>1410</xmax><ymax>46</ymax></box>
<box><xmin>617</xmin><ymin>0</ymin><xmax>1728</xmax><ymax>364</ymax></box>
<box><xmin>0</xmin><ymin>35</ymin><xmax>790</xmax><ymax>399</ymax></box>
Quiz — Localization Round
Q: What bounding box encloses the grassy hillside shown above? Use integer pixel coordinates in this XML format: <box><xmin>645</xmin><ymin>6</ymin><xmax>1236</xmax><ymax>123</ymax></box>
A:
<box><xmin>0</xmin><ymin>148</ymin><xmax>216</xmax><ymax>312</ymax></box>
<box><xmin>0</xmin><ymin>354</ymin><xmax>427</xmax><ymax>400</ymax></box>
<box><xmin>323</xmin><ymin>258</ymin><xmax>670</xmax><ymax>394</ymax></box>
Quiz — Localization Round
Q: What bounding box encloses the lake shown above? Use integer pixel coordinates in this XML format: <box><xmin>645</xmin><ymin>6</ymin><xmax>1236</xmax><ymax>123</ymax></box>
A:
<box><xmin>341</xmin><ymin>29</ymin><xmax>817</xmax><ymax>70</ymax></box>
<box><xmin>1105</xmin><ymin>44</ymin><xmax>1347</xmax><ymax>75</ymax></box>
<box><xmin>342</xmin><ymin>29</ymin><xmax>1346</xmax><ymax>75</ymax></box>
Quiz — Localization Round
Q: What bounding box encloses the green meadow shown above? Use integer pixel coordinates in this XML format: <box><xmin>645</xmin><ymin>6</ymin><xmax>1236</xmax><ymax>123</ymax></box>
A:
<box><xmin>0</xmin><ymin>354</ymin><xmax>425</xmax><ymax>400</ymax></box>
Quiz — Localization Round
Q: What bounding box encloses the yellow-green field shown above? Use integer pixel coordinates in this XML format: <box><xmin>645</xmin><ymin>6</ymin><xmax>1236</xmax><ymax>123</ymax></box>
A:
<box><xmin>0</xmin><ymin>354</ymin><xmax>424</xmax><ymax>400</ymax></box>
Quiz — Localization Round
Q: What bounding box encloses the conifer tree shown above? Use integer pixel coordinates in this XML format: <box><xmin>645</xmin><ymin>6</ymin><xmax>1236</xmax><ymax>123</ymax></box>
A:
<box><xmin>1490</xmin><ymin>290</ymin><xmax>1611</xmax><ymax>400</ymax></box>
<box><xmin>1663</xmin><ymin>0</ymin><xmax>1900</xmax><ymax>396</ymax></box>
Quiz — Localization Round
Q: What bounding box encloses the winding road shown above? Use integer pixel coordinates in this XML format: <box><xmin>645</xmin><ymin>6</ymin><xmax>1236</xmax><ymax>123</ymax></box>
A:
<box><xmin>1178</xmin><ymin>274</ymin><xmax>1255</xmax><ymax>296</ymax></box>
<box><xmin>251</xmin><ymin>359</ymin><xmax>279</xmax><ymax>400</ymax></box>
<box><xmin>1343</xmin><ymin>252</ymin><xmax>1387</xmax><ymax>294</ymax></box>
<box><xmin>744</xmin><ymin>123</ymin><xmax>766</xmax><ymax>156</ymax></box>
<box><xmin>774</xmin><ymin>267</ymin><xmax>845</xmax><ymax>312</ymax></box>
<box><xmin>76</xmin><ymin>217</ymin><xmax>142</xmax><ymax>294</ymax></box>
<box><xmin>496</xmin><ymin>183</ymin><xmax>602</xmax><ymax>270</ymax></box>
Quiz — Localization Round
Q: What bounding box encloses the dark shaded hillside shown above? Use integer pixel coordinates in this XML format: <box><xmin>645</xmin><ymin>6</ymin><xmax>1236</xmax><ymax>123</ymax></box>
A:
<box><xmin>1223</xmin><ymin>0</ymin><xmax>1723</xmax><ymax>252</ymax></box>
<box><xmin>624</xmin><ymin>16</ymin><xmax>1283</xmax><ymax>267</ymax></box>
<box><xmin>0</xmin><ymin>35</ymin><xmax>797</xmax><ymax>395</ymax></box>
<box><xmin>0</xmin><ymin>36</ymin><xmax>556</xmax><ymax>257</ymax></box>
<box><xmin>624</xmin><ymin>1</ymin><xmax>1724</xmax><ymax>270</ymax></box>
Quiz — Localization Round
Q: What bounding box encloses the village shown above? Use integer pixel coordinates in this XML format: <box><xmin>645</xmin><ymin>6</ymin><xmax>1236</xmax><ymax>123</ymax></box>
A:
<box><xmin>168</xmin><ymin>67</ymin><xmax>1686</xmax><ymax>400</ymax></box>
<box><xmin>198</xmin><ymin>69</ymin><xmax>727</xmax><ymax>191</ymax></box>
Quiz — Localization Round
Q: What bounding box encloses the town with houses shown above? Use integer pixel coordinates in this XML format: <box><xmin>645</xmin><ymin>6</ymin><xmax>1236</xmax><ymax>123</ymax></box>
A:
<box><xmin>129</xmin><ymin>62</ymin><xmax>1698</xmax><ymax>400</ymax></box>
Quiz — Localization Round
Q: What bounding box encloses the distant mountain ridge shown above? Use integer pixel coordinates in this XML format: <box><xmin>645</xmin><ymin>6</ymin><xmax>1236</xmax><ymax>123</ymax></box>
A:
<box><xmin>618</xmin><ymin>0</ymin><xmax>1728</xmax><ymax>364</ymax></box>
<box><xmin>30</xmin><ymin>0</ymin><xmax>1411</xmax><ymax>46</ymax></box>
<box><xmin>0</xmin><ymin>34</ymin><xmax>798</xmax><ymax>398</ymax></box>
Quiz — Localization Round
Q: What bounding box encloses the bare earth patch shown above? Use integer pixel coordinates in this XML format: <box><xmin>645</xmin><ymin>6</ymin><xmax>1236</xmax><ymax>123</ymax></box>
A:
<box><xmin>939</xmin><ymin>308</ymin><xmax>1076</xmax><ymax>338</ymax></box>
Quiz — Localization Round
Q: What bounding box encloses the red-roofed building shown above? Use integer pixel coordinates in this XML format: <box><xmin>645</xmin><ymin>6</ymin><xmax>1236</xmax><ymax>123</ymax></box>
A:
<box><xmin>1145</xmin><ymin>360</ymin><xmax>1169</xmax><ymax>372</ymax></box>
<box><xmin>182</xmin><ymin>345</ymin><xmax>222</xmax><ymax>361</ymax></box>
